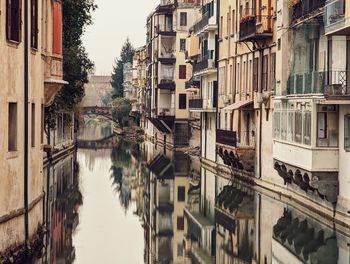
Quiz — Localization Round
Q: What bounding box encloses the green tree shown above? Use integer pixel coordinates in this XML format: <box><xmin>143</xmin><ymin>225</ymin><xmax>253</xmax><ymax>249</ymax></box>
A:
<box><xmin>45</xmin><ymin>0</ymin><xmax>97</xmax><ymax>136</ymax></box>
<box><xmin>111</xmin><ymin>98</ymin><xmax>132</xmax><ymax>128</ymax></box>
<box><xmin>111</xmin><ymin>38</ymin><xmax>135</xmax><ymax>97</ymax></box>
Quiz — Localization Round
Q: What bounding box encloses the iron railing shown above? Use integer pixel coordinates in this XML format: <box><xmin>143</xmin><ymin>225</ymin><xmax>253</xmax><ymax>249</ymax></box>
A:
<box><xmin>324</xmin><ymin>0</ymin><xmax>345</xmax><ymax>27</ymax></box>
<box><xmin>192</xmin><ymin>56</ymin><xmax>215</xmax><ymax>74</ymax></box>
<box><xmin>216</xmin><ymin>129</ymin><xmax>237</xmax><ymax>147</ymax></box>
<box><xmin>292</xmin><ymin>0</ymin><xmax>326</xmax><ymax>22</ymax></box>
<box><xmin>239</xmin><ymin>15</ymin><xmax>273</xmax><ymax>40</ymax></box>
<box><xmin>189</xmin><ymin>98</ymin><xmax>203</xmax><ymax>109</ymax></box>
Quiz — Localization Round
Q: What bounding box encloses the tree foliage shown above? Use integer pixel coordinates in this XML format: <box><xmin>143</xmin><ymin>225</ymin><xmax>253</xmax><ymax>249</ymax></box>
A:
<box><xmin>111</xmin><ymin>98</ymin><xmax>132</xmax><ymax>128</ymax></box>
<box><xmin>45</xmin><ymin>0</ymin><xmax>97</xmax><ymax>134</ymax></box>
<box><xmin>111</xmin><ymin>38</ymin><xmax>135</xmax><ymax>97</ymax></box>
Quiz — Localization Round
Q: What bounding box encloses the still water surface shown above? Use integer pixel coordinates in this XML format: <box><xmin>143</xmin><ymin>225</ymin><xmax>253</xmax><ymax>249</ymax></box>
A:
<box><xmin>39</xmin><ymin>123</ymin><xmax>350</xmax><ymax>264</ymax></box>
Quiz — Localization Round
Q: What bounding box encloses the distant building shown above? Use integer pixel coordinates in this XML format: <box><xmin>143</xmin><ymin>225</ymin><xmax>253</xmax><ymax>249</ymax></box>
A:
<box><xmin>81</xmin><ymin>75</ymin><xmax>113</xmax><ymax>107</ymax></box>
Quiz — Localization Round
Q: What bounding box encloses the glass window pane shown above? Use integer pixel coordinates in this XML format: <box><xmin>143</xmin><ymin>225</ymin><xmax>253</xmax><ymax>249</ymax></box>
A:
<box><xmin>345</xmin><ymin>115</ymin><xmax>350</xmax><ymax>149</ymax></box>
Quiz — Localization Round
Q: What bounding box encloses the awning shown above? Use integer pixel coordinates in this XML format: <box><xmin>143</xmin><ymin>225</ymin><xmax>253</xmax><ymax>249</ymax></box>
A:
<box><xmin>221</xmin><ymin>100</ymin><xmax>253</xmax><ymax>112</ymax></box>
<box><xmin>148</xmin><ymin>117</ymin><xmax>171</xmax><ymax>133</ymax></box>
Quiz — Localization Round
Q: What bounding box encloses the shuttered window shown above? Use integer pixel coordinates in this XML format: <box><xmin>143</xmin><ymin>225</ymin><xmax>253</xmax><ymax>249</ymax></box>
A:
<box><xmin>180</xmin><ymin>12</ymin><xmax>187</xmax><ymax>26</ymax></box>
<box><xmin>262</xmin><ymin>55</ymin><xmax>268</xmax><ymax>91</ymax></box>
<box><xmin>253</xmin><ymin>58</ymin><xmax>259</xmax><ymax>92</ymax></box>
<box><xmin>53</xmin><ymin>1</ymin><xmax>62</xmax><ymax>55</ymax></box>
<box><xmin>31</xmin><ymin>0</ymin><xmax>38</xmax><ymax>49</ymax></box>
<box><xmin>179</xmin><ymin>65</ymin><xmax>186</xmax><ymax>79</ymax></box>
<box><xmin>270</xmin><ymin>53</ymin><xmax>276</xmax><ymax>92</ymax></box>
<box><xmin>6</xmin><ymin>0</ymin><xmax>22</xmax><ymax>42</ymax></box>
<box><xmin>179</xmin><ymin>94</ymin><xmax>187</xmax><ymax>110</ymax></box>
<box><xmin>177</xmin><ymin>217</ymin><xmax>184</xmax><ymax>230</ymax></box>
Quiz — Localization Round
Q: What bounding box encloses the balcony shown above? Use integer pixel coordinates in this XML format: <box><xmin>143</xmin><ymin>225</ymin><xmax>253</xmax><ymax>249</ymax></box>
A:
<box><xmin>155</xmin><ymin>24</ymin><xmax>176</xmax><ymax>36</ymax></box>
<box><xmin>287</xmin><ymin>70</ymin><xmax>350</xmax><ymax>98</ymax></box>
<box><xmin>158</xmin><ymin>80</ymin><xmax>175</xmax><ymax>90</ymax></box>
<box><xmin>216</xmin><ymin>129</ymin><xmax>237</xmax><ymax>147</ymax></box>
<box><xmin>192</xmin><ymin>56</ymin><xmax>216</xmax><ymax>75</ymax></box>
<box><xmin>324</xmin><ymin>0</ymin><xmax>350</xmax><ymax>35</ymax></box>
<box><xmin>192</xmin><ymin>11</ymin><xmax>216</xmax><ymax>35</ymax></box>
<box><xmin>158</xmin><ymin>107</ymin><xmax>175</xmax><ymax>120</ymax></box>
<box><xmin>291</xmin><ymin>0</ymin><xmax>326</xmax><ymax>23</ymax></box>
<box><xmin>44</xmin><ymin>56</ymin><xmax>68</xmax><ymax>106</ymax></box>
<box><xmin>189</xmin><ymin>97</ymin><xmax>203</xmax><ymax>109</ymax></box>
<box><xmin>239</xmin><ymin>10</ymin><xmax>273</xmax><ymax>42</ymax></box>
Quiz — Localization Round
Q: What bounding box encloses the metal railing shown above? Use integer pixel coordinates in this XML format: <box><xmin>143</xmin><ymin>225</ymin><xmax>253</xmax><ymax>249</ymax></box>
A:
<box><xmin>292</xmin><ymin>0</ymin><xmax>326</xmax><ymax>22</ymax></box>
<box><xmin>192</xmin><ymin>14</ymin><xmax>210</xmax><ymax>34</ymax></box>
<box><xmin>158</xmin><ymin>107</ymin><xmax>175</xmax><ymax>116</ymax></box>
<box><xmin>189</xmin><ymin>98</ymin><xmax>203</xmax><ymax>109</ymax></box>
<box><xmin>216</xmin><ymin>129</ymin><xmax>237</xmax><ymax>147</ymax></box>
<box><xmin>287</xmin><ymin>70</ymin><xmax>348</xmax><ymax>95</ymax></box>
<box><xmin>192</xmin><ymin>56</ymin><xmax>215</xmax><ymax>74</ymax></box>
<box><xmin>239</xmin><ymin>15</ymin><xmax>273</xmax><ymax>40</ymax></box>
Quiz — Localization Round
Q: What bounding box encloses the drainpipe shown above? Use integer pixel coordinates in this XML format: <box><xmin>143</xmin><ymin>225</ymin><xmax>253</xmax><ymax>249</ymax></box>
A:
<box><xmin>24</xmin><ymin>0</ymin><xmax>30</xmax><ymax>244</ymax></box>
<box><xmin>258</xmin><ymin>48</ymin><xmax>263</xmax><ymax>179</ymax></box>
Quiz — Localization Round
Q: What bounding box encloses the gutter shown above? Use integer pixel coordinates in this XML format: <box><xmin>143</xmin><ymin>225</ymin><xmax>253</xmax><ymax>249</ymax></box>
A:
<box><xmin>24</xmin><ymin>0</ymin><xmax>29</xmax><ymax>243</ymax></box>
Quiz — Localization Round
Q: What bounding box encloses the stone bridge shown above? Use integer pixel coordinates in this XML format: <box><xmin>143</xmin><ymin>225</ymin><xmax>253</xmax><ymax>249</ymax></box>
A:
<box><xmin>81</xmin><ymin>106</ymin><xmax>117</xmax><ymax>123</ymax></box>
<box><xmin>77</xmin><ymin>134</ymin><xmax>119</xmax><ymax>149</ymax></box>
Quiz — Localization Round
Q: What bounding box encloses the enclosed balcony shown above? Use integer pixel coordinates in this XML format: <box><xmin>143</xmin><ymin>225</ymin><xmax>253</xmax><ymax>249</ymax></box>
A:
<box><xmin>159</xmin><ymin>35</ymin><xmax>176</xmax><ymax>63</ymax></box>
<box><xmin>287</xmin><ymin>71</ymin><xmax>326</xmax><ymax>95</ymax></box>
<box><xmin>239</xmin><ymin>9</ymin><xmax>273</xmax><ymax>42</ymax></box>
<box><xmin>325</xmin><ymin>70</ymin><xmax>350</xmax><ymax>99</ymax></box>
<box><xmin>155</xmin><ymin>14</ymin><xmax>175</xmax><ymax>36</ymax></box>
<box><xmin>44</xmin><ymin>56</ymin><xmax>68</xmax><ymax>106</ymax></box>
<box><xmin>216</xmin><ymin>129</ymin><xmax>237</xmax><ymax>147</ymax></box>
<box><xmin>291</xmin><ymin>0</ymin><xmax>326</xmax><ymax>23</ymax></box>
<box><xmin>158</xmin><ymin>64</ymin><xmax>175</xmax><ymax>90</ymax></box>
<box><xmin>189</xmin><ymin>96</ymin><xmax>203</xmax><ymax>109</ymax></box>
<box><xmin>324</xmin><ymin>0</ymin><xmax>350</xmax><ymax>35</ymax></box>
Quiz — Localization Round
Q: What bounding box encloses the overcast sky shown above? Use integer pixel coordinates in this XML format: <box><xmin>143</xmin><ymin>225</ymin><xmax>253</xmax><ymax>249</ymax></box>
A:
<box><xmin>83</xmin><ymin>0</ymin><xmax>159</xmax><ymax>75</ymax></box>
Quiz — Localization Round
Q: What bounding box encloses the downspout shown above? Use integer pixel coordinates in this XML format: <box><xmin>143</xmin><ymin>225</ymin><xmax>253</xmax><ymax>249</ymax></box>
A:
<box><xmin>258</xmin><ymin>47</ymin><xmax>263</xmax><ymax>179</ymax></box>
<box><xmin>24</xmin><ymin>0</ymin><xmax>30</xmax><ymax>244</ymax></box>
<box><xmin>216</xmin><ymin>0</ymin><xmax>220</xmax><ymax>162</ymax></box>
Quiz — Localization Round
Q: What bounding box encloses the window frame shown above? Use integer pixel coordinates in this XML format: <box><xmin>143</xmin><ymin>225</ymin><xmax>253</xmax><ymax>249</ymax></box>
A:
<box><xmin>30</xmin><ymin>0</ymin><xmax>38</xmax><ymax>49</ymax></box>
<box><xmin>8</xmin><ymin>102</ymin><xmax>18</xmax><ymax>152</ymax></box>
<box><xmin>180</xmin><ymin>12</ymin><xmax>187</xmax><ymax>27</ymax></box>
<box><xmin>6</xmin><ymin>0</ymin><xmax>22</xmax><ymax>43</ymax></box>
<box><xmin>345</xmin><ymin>114</ymin><xmax>350</xmax><ymax>150</ymax></box>
<box><xmin>179</xmin><ymin>93</ymin><xmax>187</xmax><ymax>110</ymax></box>
<box><xmin>179</xmin><ymin>65</ymin><xmax>186</xmax><ymax>79</ymax></box>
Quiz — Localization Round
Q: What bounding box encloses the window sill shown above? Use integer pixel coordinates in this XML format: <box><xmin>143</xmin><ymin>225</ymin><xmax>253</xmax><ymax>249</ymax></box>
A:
<box><xmin>7</xmin><ymin>40</ymin><xmax>20</xmax><ymax>48</ymax></box>
<box><xmin>7</xmin><ymin>151</ymin><xmax>19</xmax><ymax>160</ymax></box>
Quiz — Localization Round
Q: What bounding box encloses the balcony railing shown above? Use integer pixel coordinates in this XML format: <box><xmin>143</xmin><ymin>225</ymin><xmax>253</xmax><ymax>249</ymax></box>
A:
<box><xmin>192</xmin><ymin>56</ymin><xmax>215</xmax><ymax>74</ymax></box>
<box><xmin>291</xmin><ymin>0</ymin><xmax>326</xmax><ymax>22</ymax></box>
<box><xmin>158</xmin><ymin>79</ymin><xmax>175</xmax><ymax>90</ymax></box>
<box><xmin>239</xmin><ymin>13</ymin><xmax>273</xmax><ymax>41</ymax></box>
<box><xmin>324</xmin><ymin>0</ymin><xmax>345</xmax><ymax>27</ymax></box>
<box><xmin>216</xmin><ymin>129</ymin><xmax>237</xmax><ymax>147</ymax></box>
<box><xmin>158</xmin><ymin>107</ymin><xmax>175</xmax><ymax>117</ymax></box>
<box><xmin>287</xmin><ymin>71</ymin><xmax>349</xmax><ymax>95</ymax></box>
<box><xmin>189</xmin><ymin>98</ymin><xmax>203</xmax><ymax>109</ymax></box>
<box><xmin>192</xmin><ymin>14</ymin><xmax>209</xmax><ymax>34</ymax></box>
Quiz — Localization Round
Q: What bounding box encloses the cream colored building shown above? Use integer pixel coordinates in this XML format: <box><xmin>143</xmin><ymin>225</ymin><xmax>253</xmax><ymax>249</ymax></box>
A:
<box><xmin>144</xmin><ymin>0</ymin><xmax>201</xmax><ymax>148</ymax></box>
<box><xmin>81</xmin><ymin>75</ymin><xmax>113</xmax><ymax>107</ymax></box>
<box><xmin>0</xmin><ymin>0</ymin><xmax>64</xmax><ymax>258</ymax></box>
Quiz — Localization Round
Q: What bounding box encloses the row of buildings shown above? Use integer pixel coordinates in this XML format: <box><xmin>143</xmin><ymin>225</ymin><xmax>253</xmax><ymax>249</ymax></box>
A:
<box><xmin>0</xmin><ymin>0</ymin><xmax>76</xmax><ymax>260</ymax></box>
<box><xmin>131</xmin><ymin>0</ymin><xmax>350</xmax><ymax>227</ymax></box>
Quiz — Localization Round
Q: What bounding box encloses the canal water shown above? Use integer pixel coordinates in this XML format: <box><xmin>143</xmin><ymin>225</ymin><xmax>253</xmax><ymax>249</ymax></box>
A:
<box><xmin>38</xmin><ymin>122</ymin><xmax>350</xmax><ymax>264</ymax></box>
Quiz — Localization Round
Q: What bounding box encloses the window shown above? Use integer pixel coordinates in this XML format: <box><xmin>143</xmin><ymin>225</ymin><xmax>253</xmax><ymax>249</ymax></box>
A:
<box><xmin>248</xmin><ymin>60</ymin><xmax>252</xmax><ymax>93</ymax></box>
<box><xmin>295</xmin><ymin>111</ymin><xmax>302</xmax><ymax>143</ymax></box>
<box><xmin>303</xmin><ymin>111</ymin><xmax>311</xmax><ymax>145</ymax></box>
<box><xmin>229</xmin><ymin>65</ymin><xmax>233</xmax><ymax>94</ymax></box>
<box><xmin>317</xmin><ymin>106</ymin><xmax>338</xmax><ymax>147</ymax></box>
<box><xmin>6</xmin><ymin>0</ymin><xmax>22</xmax><ymax>42</ymax></box>
<box><xmin>345</xmin><ymin>115</ymin><xmax>350</xmax><ymax>150</ymax></box>
<box><xmin>236</xmin><ymin>63</ymin><xmax>240</xmax><ymax>94</ymax></box>
<box><xmin>178</xmin><ymin>186</ymin><xmax>185</xmax><ymax>201</ymax></box>
<box><xmin>220</xmin><ymin>16</ymin><xmax>223</xmax><ymax>38</ymax></box>
<box><xmin>273</xmin><ymin>111</ymin><xmax>280</xmax><ymax>139</ymax></box>
<box><xmin>8</xmin><ymin>103</ymin><xmax>18</xmax><ymax>151</ymax></box>
<box><xmin>232</xmin><ymin>10</ymin><xmax>235</xmax><ymax>33</ymax></box>
<box><xmin>41</xmin><ymin>104</ymin><xmax>44</xmax><ymax>143</ymax></box>
<box><xmin>179</xmin><ymin>65</ymin><xmax>186</xmax><ymax>79</ymax></box>
<box><xmin>180</xmin><ymin>39</ymin><xmax>186</xmax><ymax>52</ymax></box>
<box><xmin>31</xmin><ymin>0</ymin><xmax>38</xmax><ymax>49</ymax></box>
<box><xmin>177</xmin><ymin>216</ymin><xmax>184</xmax><ymax>230</ymax></box>
<box><xmin>253</xmin><ymin>58</ymin><xmax>259</xmax><ymax>92</ymax></box>
<box><xmin>287</xmin><ymin>111</ymin><xmax>294</xmax><ymax>142</ymax></box>
<box><xmin>262</xmin><ymin>55</ymin><xmax>268</xmax><ymax>91</ymax></box>
<box><xmin>31</xmin><ymin>103</ymin><xmax>35</xmax><ymax>147</ymax></box>
<box><xmin>219</xmin><ymin>66</ymin><xmax>226</xmax><ymax>95</ymax></box>
<box><xmin>180</xmin><ymin>12</ymin><xmax>187</xmax><ymax>26</ymax></box>
<box><xmin>53</xmin><ymin>1</ymin><xmax>62</xmax><ymax>55</ymax></box>
<box><xmin>179</xmin><ymin>94</ymin><xmax>187</xmax><ymax>109</ymax></box>
<box><xmin>242</xmin><ymin>61</ymin><xmax>246</xmax><ymax>93</ymax></box>
<box><xmin>270</xmin><ymin>53</ymin><xmax>276</xmax><ymax>93</ymax></box>
<box><xmin>317</xmin><ymin>112</ymin><xmax>327</xmax><ymax>139</ymax></box>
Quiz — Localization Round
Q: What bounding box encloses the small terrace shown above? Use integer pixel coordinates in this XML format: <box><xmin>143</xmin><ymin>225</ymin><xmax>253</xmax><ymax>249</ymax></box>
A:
<box><xmin>191</xmin><ymin>2</ymin><xmax>216</xmax><ymax>35</ymax></box>
<box><xmin>192</xmin><ymin>55</ymin><xmax>216</xmax><ymax>75</ymax></box>
<box><xmin>324</xmin><ymin>0</ymin><xmax>350</xmax><ymax>35</ymax></box>
<box><xmin>188</xmin><ymin>95</ymin><xmax>216</xmax><ymax>112</ymax></box>
<box><xmin>291</xmin><ymin>0</ymin><xmax>326</xmax><ymax>23</ymax></box>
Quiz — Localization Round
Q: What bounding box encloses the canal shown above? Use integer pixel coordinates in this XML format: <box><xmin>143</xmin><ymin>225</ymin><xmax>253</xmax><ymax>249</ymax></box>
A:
<box><xmin>38</xmin><ymin>122</ymin><xmax>350</xmax><ymax>264</ymax></box>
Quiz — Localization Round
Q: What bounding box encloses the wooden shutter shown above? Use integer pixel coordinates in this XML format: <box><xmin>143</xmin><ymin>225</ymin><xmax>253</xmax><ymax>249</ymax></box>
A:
<box><xmin>253</xmin><ymin>58</ymin><xmax>259</xmax><ymax>92</ymax></box>
<box><xmin>31</xmin><ymin>0</ymin><xmax>38</xmax><ymax>49</ymax></box>
<box><xmin>179</xmin><ymin>65</ymin><xmax>186</xmax><ymax>79</ymax></box>
<box><xmin>262</xmin><ymin>55</ymin><xmax>268</xmax><ymax>91</ymax></box>
<box><xmin>53</xmin><ymin>1</ymin><xmax>62</xmax><ymax>55</ymax></box>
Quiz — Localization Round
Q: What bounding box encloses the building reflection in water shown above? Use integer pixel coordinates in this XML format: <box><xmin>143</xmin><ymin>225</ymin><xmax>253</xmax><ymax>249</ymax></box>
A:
<box><xmin>41</xmin><ymin>152</ymin><xmax>82</xmax><ymax>264</ymax></box>
<box><xmin>38</xmin><ymin>125</ymin><xmax>350</xmax><ymax>263</ymax></box>
<box><xmin>141</xmin><ymin>141</ymin><xmax>350</xmax><ymax>264</ymax></box>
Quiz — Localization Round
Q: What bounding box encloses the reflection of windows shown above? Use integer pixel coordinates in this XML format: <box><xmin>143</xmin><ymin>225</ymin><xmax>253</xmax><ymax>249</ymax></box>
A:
<box><xmin>345</xmin><ymin>115</ymin><xmax>350</xmax><ymax>150</ymax></box>
<box><xmin>178</xmin><ymin>186</ymin><xmax>185</xmax><ymax>201</ymax></box>
<box><xmin>177</xmin><ymin>216</ymin><xmax>184</xmax><ymax>230</ymax></box>
<box><xmin>8</xmin><ymin>103</ymin><xmax>18</xmax><ymax>151</ymax></box>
